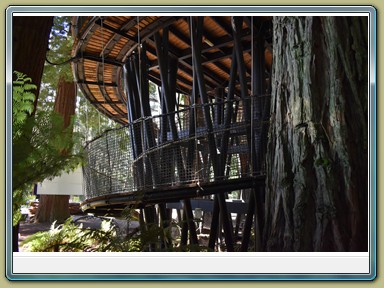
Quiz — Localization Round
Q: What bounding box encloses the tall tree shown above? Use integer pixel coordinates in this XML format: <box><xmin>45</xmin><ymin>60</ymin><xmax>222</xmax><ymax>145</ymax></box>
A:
<box><xmin>13</xmin><ymin>16</ymin><xmax>54</xmax><ymax>111</ymax></box>
<box><xmin>264</xmin><ymin>16</ymin><xmax>368</xmax><ymax>251</ymax></box>
<box><xmin>34</xmin><ymin>16</ymin><xmax>118</xmax><ymax>222</ymax></box>
<box><xmin>35</xmin><ymin>78</ymin><xmax>77</xmax><ymax>223</ymax></box>
<box><xmin>12</xmin><ymin>72</ymin><xmax>81</xmax><ymax>251</ymax></box>
<box><xmin>12</xmin><ymin>16</ymin><xmax>53</xmax><ymax>252</ymax></box>
<box><xmin>35</xmin><ymin>17</ymin><xmax>77</xmax><ymax>223</ymax></box>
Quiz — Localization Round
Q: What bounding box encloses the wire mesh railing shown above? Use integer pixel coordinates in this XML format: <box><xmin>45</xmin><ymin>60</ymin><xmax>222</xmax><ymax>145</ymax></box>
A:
<box><xmin>82</xmin><ymin>96</ymin><xmax>270</xmax><ymax>200</ymax></box>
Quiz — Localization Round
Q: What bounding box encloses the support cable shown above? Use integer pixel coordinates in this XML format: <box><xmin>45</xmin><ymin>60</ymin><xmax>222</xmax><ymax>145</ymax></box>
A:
<box><xmin>98</xmin><ymin>16</ymin><xmax>105</xmax><ymax>135</ymax></box>
<box><xmin>251</xmin><ymin>16</ymin><xmax>254</xmax><ymax>177</ymax></box>
<box><xmin>136</xmin><ymin>16</ymin><xmax>146</xmax><ymax>189</ymax></box>
<box><xmin>137</xmin><ymin>16</ymin><xmax>142</xmax><ymax>95</ymax></box>
<box><xmin>85</xmin><ymin>99</ymin><xmax>89</xmax><ymax>141</ymax></box>
<box><xmin>45</xmin><ymin>55</ymin><xmax>79</xmax><ymax>66</ymax></box>
<box><xmin>191</xmin><ymin>17</ymin><xmax>199</xmax><ymax>186</ymax></box>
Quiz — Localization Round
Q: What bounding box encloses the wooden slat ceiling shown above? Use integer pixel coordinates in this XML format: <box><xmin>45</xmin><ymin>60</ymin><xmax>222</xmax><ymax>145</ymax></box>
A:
<box><xmin>71</xmin><ymin>16</ymin><xmax>273</xmax><ymax>125</ymax></box>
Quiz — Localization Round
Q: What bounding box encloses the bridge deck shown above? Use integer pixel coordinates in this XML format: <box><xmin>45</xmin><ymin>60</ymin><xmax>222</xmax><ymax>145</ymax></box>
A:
<box><xmin>81</xmin><ymin>175</ymin><xmax>265</xmax><ymax>212</ymax></box>
<box><xmin>81</xmin><ymin>99</ymin><xmax>269</xmax><ymax>212</ymax></box>
<box><xmin>74</xmin><ymin>15</ymin><xmax>272</xmax><ymax>250</ymax></box>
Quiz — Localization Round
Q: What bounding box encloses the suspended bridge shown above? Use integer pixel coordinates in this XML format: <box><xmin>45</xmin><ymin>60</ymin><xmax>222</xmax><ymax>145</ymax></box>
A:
<box><xmin>71</xmin><ymin>15</ymin><xmax>273</xmax><ymax>251</ymax></box>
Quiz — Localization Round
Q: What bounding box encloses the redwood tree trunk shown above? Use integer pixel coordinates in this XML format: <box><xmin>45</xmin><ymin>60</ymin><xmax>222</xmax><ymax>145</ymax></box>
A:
<box><xmin>13</xmin><ymin>16</ymin><xmax>54</xmax><ymax>111</ymax></box>
<box><xmin>264</xmin><ymin>16</ymin><xmax>368</xmax><ymax>252</ymax></box>
<box><xmin>35</xmin><ymin>78</ymin><xmax>77</xmax><ymax>223</ymax></box>
<box><xmin>12</xmin><ymin>16</ymin><xmax>53</xmax><ymax>252</ymax></box>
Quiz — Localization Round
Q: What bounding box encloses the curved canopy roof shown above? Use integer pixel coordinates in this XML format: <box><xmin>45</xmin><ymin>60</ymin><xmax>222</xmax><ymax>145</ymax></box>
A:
<box><xmin>71</xmin><ymin>16</ymin><xmax>273</xmax><ymax>124</ymax></box>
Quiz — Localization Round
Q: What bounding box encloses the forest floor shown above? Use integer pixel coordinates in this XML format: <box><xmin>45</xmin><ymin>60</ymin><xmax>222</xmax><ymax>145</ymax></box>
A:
<box><xmin>17</xmin><ymin>215</ymin><xmax>141</xmax><ymax>252</ymax></box>
<box><xmin>17</xmin><ymin>212</ymin><xmax>240</xmax><ymax>252</ymax></box>
<box><xmin>18</xmin><ymin>221</ymin><xmax>52</xmax><ymax>252</ymax></box>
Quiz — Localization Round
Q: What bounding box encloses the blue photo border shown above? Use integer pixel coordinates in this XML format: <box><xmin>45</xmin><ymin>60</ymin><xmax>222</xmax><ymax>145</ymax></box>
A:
<box><xmin>5</xmin><ymin>5</ymin><xmax>377</xmax><ymax>281</ymax></box>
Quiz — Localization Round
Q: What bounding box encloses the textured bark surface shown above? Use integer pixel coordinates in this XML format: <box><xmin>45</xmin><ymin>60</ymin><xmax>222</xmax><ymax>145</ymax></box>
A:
<box><xmin>12</xmin><ymin>16</ymin><xmax>53</xmax><ymax>251</ymax></box>
<box><xmin>264</xmin><ymin>17</ymin><xmax>368</xmax><ymax>251</ymax></box>
<box><xmin>12</xmin><ymin>16</ymin><xmax>53</xmax><ymax>111</ymax></box>
<box><xmin>35</xmin><ymin>78</ymin><xmax>77</xmax><ymax>223</ymax></box>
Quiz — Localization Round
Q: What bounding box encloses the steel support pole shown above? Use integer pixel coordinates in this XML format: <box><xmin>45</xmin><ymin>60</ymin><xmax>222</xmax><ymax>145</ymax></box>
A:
<box><xmin>233</xmin><ymin>16</ymin><xmax>260</xmax><ymax>252</ymax></box>
<box><xmin>144</xmin><ymin>206</ymin><xmax>157</xmax><ymax>251</ymax></box>
<box><xmin>155</xmin><ymin>30</ymin><xmax>196</xmax><ymax>243</ymax></box>
<box><xmin>154</xmin><ymin>31</ymin><xmax>187</xmax><ymax>182</ymax></box>
<box><xmin>252</xmin><ymin>19</ymin><xmax>266</xmax><ymax>251</ymax></box>
<box><xmin>190</xmin><ymin>16</ymin><xmax>234</xmax><ymax>251</ymax></box>
<box><xmin>219</xmin><ymin>50</ymin><xmax>237</xmax><ymax>177</ymax></box>
<box><xmin>183</xmin><ymin>199</ymin><xmax>199</xmax><ymax>245</ymax></box>
<box><xmin>124</xmin><ymin>59</ymin><xmax>145</xmax><ymax>188</ymax></box>
<box><xmin>129</xmin><ymin>56</ymin><xmax>152</xmax><ymax>188</ymax></box>
<box><xmin>139</xmin><ymin>44</ymin><xmax>161</xmax><ymax>185</ymax></box>
<box><xmin>186</xmin><ymin>76</ymin><xmax>197</xmax><ymax>180</ymax></box>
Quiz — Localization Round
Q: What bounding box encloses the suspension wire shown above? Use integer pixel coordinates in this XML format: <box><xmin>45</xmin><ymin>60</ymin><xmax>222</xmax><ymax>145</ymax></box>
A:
<box><xmin>137</xmin><ymin>16</ymin><xmax>142</xmax><ymax>98</ymax></box>
<box><xmin>99</xmin><ymin>16</ymin><xmax>105</xmax><ymax>135</ymax></box>
<box><xmin>250</xmin><ymin>15</ymin><xmax>256</xmax><ymax>252</ymax></box>
<box><xmin>101</xmin><ymin>16</ymin><xmax>105</xmax><ymax>86</ymax></box>
<box><xmin>250</xmin><ymin>16</ymin><xmax>255</xmax><ymax>177</ymax></box>
<box><xmin>98</xmin><ymin>112</ymin><xmax>101</xmax><ymax>135</ymax></box>
<box><xmin>251</xmin><ymin>15</ymin><xmax>262</xmax><ymax>252</ymax></box>
<box><xmin>45</xmin><ymin>21</ymin><xmax>80</xmax><ymax>66</ymax></box>
<box><xmin>190</xmin><ymin>16</ymin><xmax>200</xmax><ymax>184</ymax></box>
<box><xmin>45</xmin><ymin>55</ymin><xmax>79</xmax><ymax>66</ymax></box>
<box><xmin>137</xmin><ymin>16</ymin><xmax>146</xmax><ymax>188</ymax></box>
<box><xmin>136</xmin><ymin>17</ymin><xmax>143</xmax><ymax>114</ymax></box>
<box><xmin>77</xmin><ymin>19</ymin><xmax>88</xmax><ymax>141</ymax></box>
<box><xmin>85</xmin><ymin>100</ymin><xmax>89</xmax><ymax>141</ymax></box>
<box><xmin>176</xmin><ymin>92</ymin><xmax>182</xmax><ymax>131</ymax></box>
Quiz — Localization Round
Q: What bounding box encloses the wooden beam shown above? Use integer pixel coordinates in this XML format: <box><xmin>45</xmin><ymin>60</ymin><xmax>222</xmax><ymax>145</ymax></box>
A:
<box><xmin>80</xmin><ymin>53</ymin><xmax>124</xmax><ymax>66</ymax></box>
<box><xmin>90</xmin><ymin>101</ymin><xmax>121</xmax><ymax>105</ymax></box>
<box><xmin>78</xmin><ymin>80</ymin><xmax>118</xmax><ymax>87</ymax></box>
<box><xmin>169</xmin><ymin>24</ymin><xmax>191</xmax><ymax>46</ymax></box>
<box><xmin>147</xmin><ymin>37</ymin><xmax>226</xmax><ymax>89</ymax></box>
<box><xmin>210</xmin><ymin>16</ymin><xmax>233</xmax><ymax>35</ymax></box>
<box><xmin>125</xmin><ymin>17</ymin><xmax>180</xmax><ymax>57</ymax></box>
<box><xmin>95</xmin><ymin>18</ymin><xmax>137</xmax><ymax>42</ymax></box>
<box><xmin>96</xmin><ymin>62</ymin><xmax>127</xmax><ymax>118</ymax></box>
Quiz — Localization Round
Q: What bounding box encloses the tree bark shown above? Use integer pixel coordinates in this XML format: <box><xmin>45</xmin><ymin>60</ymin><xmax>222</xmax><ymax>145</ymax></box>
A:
<box><xmin>35</xmin><ymin>78</ymin><xmax>77</xmax><ymax>223</ymax></box>
<box><xmin>13</xmin><ymin>16</ymin><xmax>54</xmax><ymax>111</ymax></box>
<box><xmin>264</xmin><ymin>16</ymin><xmax>368</xmax><ymax>252</ymax></box>
<box><xmin>12</xmin><ymin>16</ymin><xmax>53</xmax><ymax>252</ymax></box>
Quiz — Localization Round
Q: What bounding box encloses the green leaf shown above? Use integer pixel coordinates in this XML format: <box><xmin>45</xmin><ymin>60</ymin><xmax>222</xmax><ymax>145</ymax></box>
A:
<box><xmin>23</xmin><ymin>84</ymin><xmax>37</xmax><ymax>91</ymax></box>
<box><xmin>315</xmin><ymin>157</ymin><xmax>331</xmax><ymax>168</ymax></box>
<box><xmin>12</xmin><ymin>72</ymin><xmax>83</xmax><ymax>223</ymax></box>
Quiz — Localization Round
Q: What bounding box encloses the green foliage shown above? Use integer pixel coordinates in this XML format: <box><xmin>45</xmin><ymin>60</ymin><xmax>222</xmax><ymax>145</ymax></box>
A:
<box><xmin>39</xmin><ymin>16</ymin><xmax>120</xmax><ymax>141</ymax></box>
<box><xmin>21</xmin><ymin>207</ymin><xmax>210</xmax><ymax>252</ymax></box>
<box><xmin>21</xmin><ymin>218</ymin><xmax>140</xmax><ymax>252</ymax></box>
<box><xmin>38</xmin><ymin>17</ymin><xmax>72</xmax><ymax>112</ymax></box>
<box><xmin>13</xmin><ymin>110</ymin><xmax>82</xmax><ymax>191</ymax></box>
<box><xmin>75</xmin><ymin>95</ymin><xmax>120</xmax><ymax>143</ymax></box>
<box><xmin>12</xmin><ymin>71</ymin><xmax>37</xmax><ymax>132</ymax></box>
<box><xmin>21</xmin><ymin>216</ymin><xmax>210</xmax><ymax>252</ymax></box>
<box><xmin>40</xmin><ymin>17</ymin><xmax>73</xmax><ymax>97</ymax></box>
<box><xmin>21</xmin><ymin>217</ymin><xmax>143</xmax><ymax>252</ymax></box>
<box><xmin>315</xmin><ymin>157</ymin><xmax>330</xmax><ymax>168</ymax></box>
<box><xmin>170</xmin><ymin>243</ymin><xmax>212</xmax><ymax>252</ymax></box>
<box><xmin>12</xmin><ymin>72</ymin><xmax>83</xmax><ymax>225</ymax></box>
<box><xmin>22</xmin><ymin>200</ymin><xmax>209</xmax><ymax>252</ymax></box>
